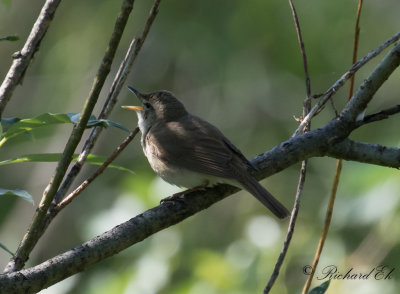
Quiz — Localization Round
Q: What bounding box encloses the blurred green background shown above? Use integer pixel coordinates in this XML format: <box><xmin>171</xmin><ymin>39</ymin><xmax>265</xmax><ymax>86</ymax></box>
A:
<box><xmin>1</xmin><ymin>0</ymin><xmax>400</xmax><ymax>293</ymax></box>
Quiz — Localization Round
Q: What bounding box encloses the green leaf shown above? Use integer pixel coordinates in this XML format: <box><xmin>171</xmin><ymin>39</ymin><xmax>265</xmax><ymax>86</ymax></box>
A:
<box><xmin>0</xmin><ymin>113</ymin><xmax>129</xmax><ymax>147</ymax></box>
<box><xmin>307</xmin><ymin>280</ymin><xmax>330</xmax><ymax>294</ymax></box>
<box><xmin>66</xmin><ymin>113</ymin><xmax>129</xmax><ymax>131</ymax></box>
<box><xmin>0</xmin><ymin>242</ymin><xmax>14</xmax><ymax>256</ymax></box>
<box><xmin>93</xmin><ymin>119</ymin><xmax>130</xmax><ymax>132</ymax></box>
<box><xmin>0</xmin><ymin>35</ymin><xmax>19</xmax><ymax>41</ymax></box>
<box><xmin>0</xmin><ymin>153</ymin><xmax>134</xmax><ymax>174</ymax></box>
<box><xmin>0</xmin><ymin>113</ymin><xmax>72</xmax><ymax>146</ymax></box>
<box><xmin>1</xmin><ymin>117</ymin><xmax>20</xmax><ymax>126</ymax></box>
<box><xmin>0</xmin><ymin>188</ymin><xmax>34</xmax><ymax>205</ymax></box>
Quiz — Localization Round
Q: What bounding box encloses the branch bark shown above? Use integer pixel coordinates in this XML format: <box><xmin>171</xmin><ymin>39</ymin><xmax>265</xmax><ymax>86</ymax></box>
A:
<box><xmin>0</xmin><ymin>0</ymin><xmax>63</xmax><ymax>118</ymax></box>
<box><xmin>0</xmin><ymin>129</ymin><xmax>399</xmax><ymax>293</ymax></box>
<box><xmin>3</xmin><ymin>0</ymin><xmax>136</xmax><ymax>274</ymax></box>
<box><xmin>0</xmin><ymin>10</ymin><xmax>399</xmax><ymax>294</ymax></box>
<box><xmin>293</xmin><ymin>30</ymin><xmax>400</xmax><ymax>136</ymax></box>
<box><xmin>53</xmin><ymin>0</ymin><xmax>162</xmax><ymax>205</ymax></box>
<box><xmin>327</xmin><ymin>139</ymin><xmax>400</xmax><ymax>168</ymax></box>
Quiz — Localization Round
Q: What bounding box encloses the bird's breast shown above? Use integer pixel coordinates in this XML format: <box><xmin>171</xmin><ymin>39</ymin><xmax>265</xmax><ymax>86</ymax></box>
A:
<box><xmin>142</xmin><ymin>135</ymin><xmax>220</xmax><ymax>188</ymax></box>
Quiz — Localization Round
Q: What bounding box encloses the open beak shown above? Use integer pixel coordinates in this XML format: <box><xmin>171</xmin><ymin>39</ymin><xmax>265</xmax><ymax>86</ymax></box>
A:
<box><xmin>121</xmin><ymin>105</ymin><xmax>144</xmax><ymax>112</ymax></box>
<box><xmin>122</xmin><ymin>86</ymin><xmax>148</xmax><ymax>112</ymax></box>
<box><xmin>127</xmin><ymin>86</ymin><xmax>149</xmax><ymax>101</ymax></box>
<box><xmin>127</xmin><ymin>86</ymin><xmax>139</xmax><ymax>95</ymax></box>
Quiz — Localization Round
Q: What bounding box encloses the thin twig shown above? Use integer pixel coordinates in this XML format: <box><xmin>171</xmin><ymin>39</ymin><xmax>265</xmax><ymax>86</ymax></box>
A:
<box><xmin>2</xmin><ymin>85</ymin><xmax>400</xmax><ymax>292</ymax></box>
<box><xmin>348</xmin><ymin>1</ymin><xmax>363</xmax><ymax>99</ymax></box>
<box><xmin>289</xmin><ymin>0</ymin><xmax>311</xmax><ymax>99</ymax></box>
<box><xmin>53</xmin><ymin>0</ymin><xmax>162</xmax><ymax>205</ymax></box>
<box><xmin>264</xmin><ymin>160</ymin><xmax>306</xmax><ymax>293</ymax></box>
<box><xmin>4</xmin><ymin>0</ymin><xmax>135</xmax><ymax>274</ymax></box>
<box><xmin>302</xmin><ymin>2</ymin><xmax>363</xmax><ymax>293</ymax></box>
<box><xmin>329</xmin><ymin>97</ymin><xmax>339</xmax><ymax>117</ymax></box>
<box><xmin>302</xmin><ymin>160</ymin><xmax>342</xmax><ymax>294</ymax></box>
<box><xmin>264</xmin><ymin>0</ymin><xmax>311</xmax><ymax>292</ymax></box>
<box><xmin>0</xmin><ymin>0</ymin><xmax>63</xmax><ymax>117</ymax></box>
<box><xmin>293</xmin><ymin>30</ymin><xmax>400</xmax><ymax>137</ymax></box>
<box><xmin>52</xmin><ymin>38</ymin><xmax>139</xmax><ymax>205</ymax></box>
<box><xmin>136</xmin><ymin>0</ymin><xmax>161</xmax><ymax>50</ymax></box>
<box><xmin>55</xmin><ymin>127</ymin><xmax>139</xmax><ymax>214</ymax></box>
<box><xmin>356</xmin><ymin>104</ymin><xmax>400</xmax><ymax>126</ymax></box>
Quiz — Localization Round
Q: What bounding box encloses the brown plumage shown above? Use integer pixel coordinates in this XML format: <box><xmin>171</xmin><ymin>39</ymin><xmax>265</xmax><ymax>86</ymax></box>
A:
<box><xmin>122</xmin><ymin>87</ymin><xmax>290</xmax><ymax>219</ymax></box>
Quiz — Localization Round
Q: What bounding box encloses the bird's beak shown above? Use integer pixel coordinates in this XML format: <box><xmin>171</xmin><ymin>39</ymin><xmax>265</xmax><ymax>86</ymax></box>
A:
<box><xmin>127</xmin><ymin>86</ymin><xmax>149</xmax><ymax>101</ymax></box>
<box><xmin>127</xmin><ymin>86</ymin><xmax>139</xmax><ymax>95</ymax></box>
<box><xmin>121</xmin><ymin>105</ymin><xmax>144</xmax><ymax>112</ymax></box>
<box><xmin>122</xmin><ymin>86</ymin><xmax>149</xmax><ymax>112</ymax></box>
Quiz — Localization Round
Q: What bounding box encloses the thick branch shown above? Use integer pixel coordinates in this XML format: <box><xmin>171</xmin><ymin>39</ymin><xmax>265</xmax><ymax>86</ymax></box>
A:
<box><xmin>1</xmin><ymin>118</ymin><xmax>400</xmax><ymax>293</ymax></box>
<box><xmin>327</xmin><ymin>139</ymin><xmax>400</xmax><ymax>168</ymax></box>
<box><xmin>341</xmin><ymin>42</ymin><xmax>400</xmax><ymax>122</ymax></box>
<box><xmin>1</xmin><ymin>17</ymin><xmax>399</xmax><ymax>294</ymax></box>
<box><xmin>0</xmin><ymin>184</ymin><xmax>237</xmax><ymax>294</ymax></box>
<box><xmin>3</xmin><ymin>0</ymin><xmax>135</xmax><ymax>274</ymax></box>
<box><xmin>54</xmin><ymin>0</ymin><xmax>161</xmax><ymax>205</ymax></box>
<box><xmin>293</xmin><ymin>31</ymin><xmax>400</xmax><ymax>136</ymax></box>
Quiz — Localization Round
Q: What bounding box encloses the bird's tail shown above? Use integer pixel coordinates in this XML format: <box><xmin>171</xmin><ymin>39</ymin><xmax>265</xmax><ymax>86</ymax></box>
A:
<box><xmin>238</xmin><ymin>175</ymin><xmax>290</xmax><ymax>219</ymax></box>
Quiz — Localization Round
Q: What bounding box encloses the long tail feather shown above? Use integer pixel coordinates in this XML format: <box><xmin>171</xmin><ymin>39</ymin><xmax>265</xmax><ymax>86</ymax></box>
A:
<box><xmin>238</xmin><ymin>175</ymin><xmax>290</xmax><ymax>219</ymax></box>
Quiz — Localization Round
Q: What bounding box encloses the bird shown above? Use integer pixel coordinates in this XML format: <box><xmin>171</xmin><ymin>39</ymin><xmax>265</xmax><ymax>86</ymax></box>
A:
<box><xmin>122</xmin><ymin>87</ymin><xmax>290</xmax><ymax>219</ymax></box>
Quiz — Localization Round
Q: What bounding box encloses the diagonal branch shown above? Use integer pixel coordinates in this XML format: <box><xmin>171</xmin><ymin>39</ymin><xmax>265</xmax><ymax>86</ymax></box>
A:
<box><xmin>303</xmin><ymin>3</ymin><xmax>364</xmax><ymax>292</ymax></box>
<box><xmin>265</xmin><ymin>0</ymin><xmax>311</xmax><ymax>292</ymax></box>
<box><xmin>0</xmin><ymin>11</ymin><xmax>399</xmax><ymax>292</ymax></box>
<box><xmin>55</xmin><ymin>127</ymin><xmax>140</xmax><ymax>214</ymax></box>
<box><xmin>0</xmin><ymin>0</ymin><xmax>63</xmax><ymax>118</ymax></box>
<box><xmin>2</xmin><ymin>35</ymin><xmax>399</xmax><ymax>284</ymax></box>
<box><xmin>3</xmin><ymin>0</ymin><xmax>136</xmax><ymax>274</ymax></box>
<box><xmin>355</xmin><ymin>104</ymin><xmax>400</xmax><ymax>127</ymax></box>
<box><xmin>1</xmin><ymin>122</ymin><xmax>400</xmax><ymax>293</ymax></box>
<box><xmin>53</xmin><ymin>0</ymin><xmax>162</xmax><ymax>206</ymax></box>
<box><xmin>293</xmin><ymin>30</ymin><xmax>400</xmax><ymax>136</ymax></box>
<box><xmin>340</xmin><ymin>44</ymin><xmax>400</xmax><ymax>122</ymax></box>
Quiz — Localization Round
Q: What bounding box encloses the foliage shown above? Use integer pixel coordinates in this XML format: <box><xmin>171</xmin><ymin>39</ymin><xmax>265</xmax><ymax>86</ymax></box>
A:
<box><xmin>0</xmin><ymin>0</ymin><xmax>399</xmax><ymax>293</ymax></box>
<box><xmin>0</xmin><ymin>112</ymin><xmax>128</xmax><ymax>147</ymax></box>
<box><xmin>0</xmin><ymin>153</ymin><xmax>134</xmax><ymax>173</ymax></box>
<box><xmin>307</xmin><ymin>281</ymin><xmax>330</xmax><ymax>294</ymax></box>
<box><xmin>0</xmin><ymin>35</ymin><xmax>19</xmax><ymax>42</ymax></box>
<box><xmin>0</xmin><ymin>188</ymin><xmax>33</xmax><ymax>205</ymax></box>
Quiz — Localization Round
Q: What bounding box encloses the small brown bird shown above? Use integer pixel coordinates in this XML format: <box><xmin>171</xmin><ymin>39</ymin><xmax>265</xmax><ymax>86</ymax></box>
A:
<box><xmin>122</xmin><ymin>87</ymin><xmax>289</xmax><ymax>219</ymax></box>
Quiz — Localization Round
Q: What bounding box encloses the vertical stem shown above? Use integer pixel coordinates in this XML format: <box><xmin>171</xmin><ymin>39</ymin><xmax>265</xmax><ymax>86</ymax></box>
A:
<box><xmin>301</xmin><ymin>1</ymin><xmax>363</xmax><ymax>292</ymax></box>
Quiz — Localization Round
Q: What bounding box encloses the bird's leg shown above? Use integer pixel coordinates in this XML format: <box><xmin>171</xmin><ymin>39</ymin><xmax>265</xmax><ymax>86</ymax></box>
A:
<box><xmin>160</xmin><ymin>181</ymin><xmax>209</xmax><ymax>204</ymax></box>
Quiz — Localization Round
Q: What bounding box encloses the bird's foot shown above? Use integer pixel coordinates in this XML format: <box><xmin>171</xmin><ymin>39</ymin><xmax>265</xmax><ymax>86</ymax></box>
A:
<box><xmin>160</xmin><ymin>191</ymin><xmax>186</xmax><ymax>204</ymax></box>
<box><xmin>160</xmin><ymin>182</ymin><xmax>209</xmax><ymax>204</ymax></box>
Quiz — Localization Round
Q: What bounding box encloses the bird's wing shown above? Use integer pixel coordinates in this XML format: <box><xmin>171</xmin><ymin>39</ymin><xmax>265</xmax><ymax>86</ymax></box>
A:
<box><xmin>148</xmin><ymin>115</ymin><xmax>247</xmax><ymax>179</ymax></box>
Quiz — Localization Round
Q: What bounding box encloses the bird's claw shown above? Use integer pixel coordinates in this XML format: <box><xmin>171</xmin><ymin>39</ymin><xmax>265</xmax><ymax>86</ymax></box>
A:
<box><xmin>160</xmin><ymin>183</ymin><xmax>209</xmax><ymax>205</ymax></box>
<box><xmin>160</xmin><ymin>191</ymin><xmax>187</xmax><ymax>204</ymax></box>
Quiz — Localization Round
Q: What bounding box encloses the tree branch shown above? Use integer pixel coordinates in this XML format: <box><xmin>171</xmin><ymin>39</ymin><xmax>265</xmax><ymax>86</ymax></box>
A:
<box><xmin>355</xmin><ymin>104</ymin><xmax>400</xmax><ymax>126</ymax></box>
<box><xmin>53</xmin><ymin>0</ymin><xmax>162</xmax><ymax>205</ymax></box>
<box><xmin>55</xmin><ymin>127</ymin><xmax>140</xmax><ymax>213</ymax></box>
<box><xmin>3</xmin><ymin>0</ymin><xmax>136</xmax><ymax>274</ymax></box>
<box><xmin>1</xmin><ymin>11</ymin><xmax>399</xmax><ymax>294</ymax></box>
<box><xmin>0</xmin><ymin>127</ymin><xmax>399</xmax><ymax>293</ymax></box>
<box><xmin>293</xmin><ymin>30</ymin><xmax>400</xmax><ymax>136</ymax></box>
<box><xmin>265</xmin><ymin>0</ymin><xmax>311</xmax><ymax>291</ymax></box>
<box><xmin>327</xmin><ymin>139</ymin><xmax>400</xmax><ymax>168</ymax></box>
<box><xmin>0</xmin><ymin>0</ymin><xmax>63</xmax><ymax>118</ymax></box>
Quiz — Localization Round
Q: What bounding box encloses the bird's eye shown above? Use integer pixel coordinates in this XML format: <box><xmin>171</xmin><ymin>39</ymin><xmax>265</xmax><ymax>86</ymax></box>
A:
<box><xmin>143</xmin><ymin>102</ymin><xmax>152</xmax><ymax>109</ymax></box>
